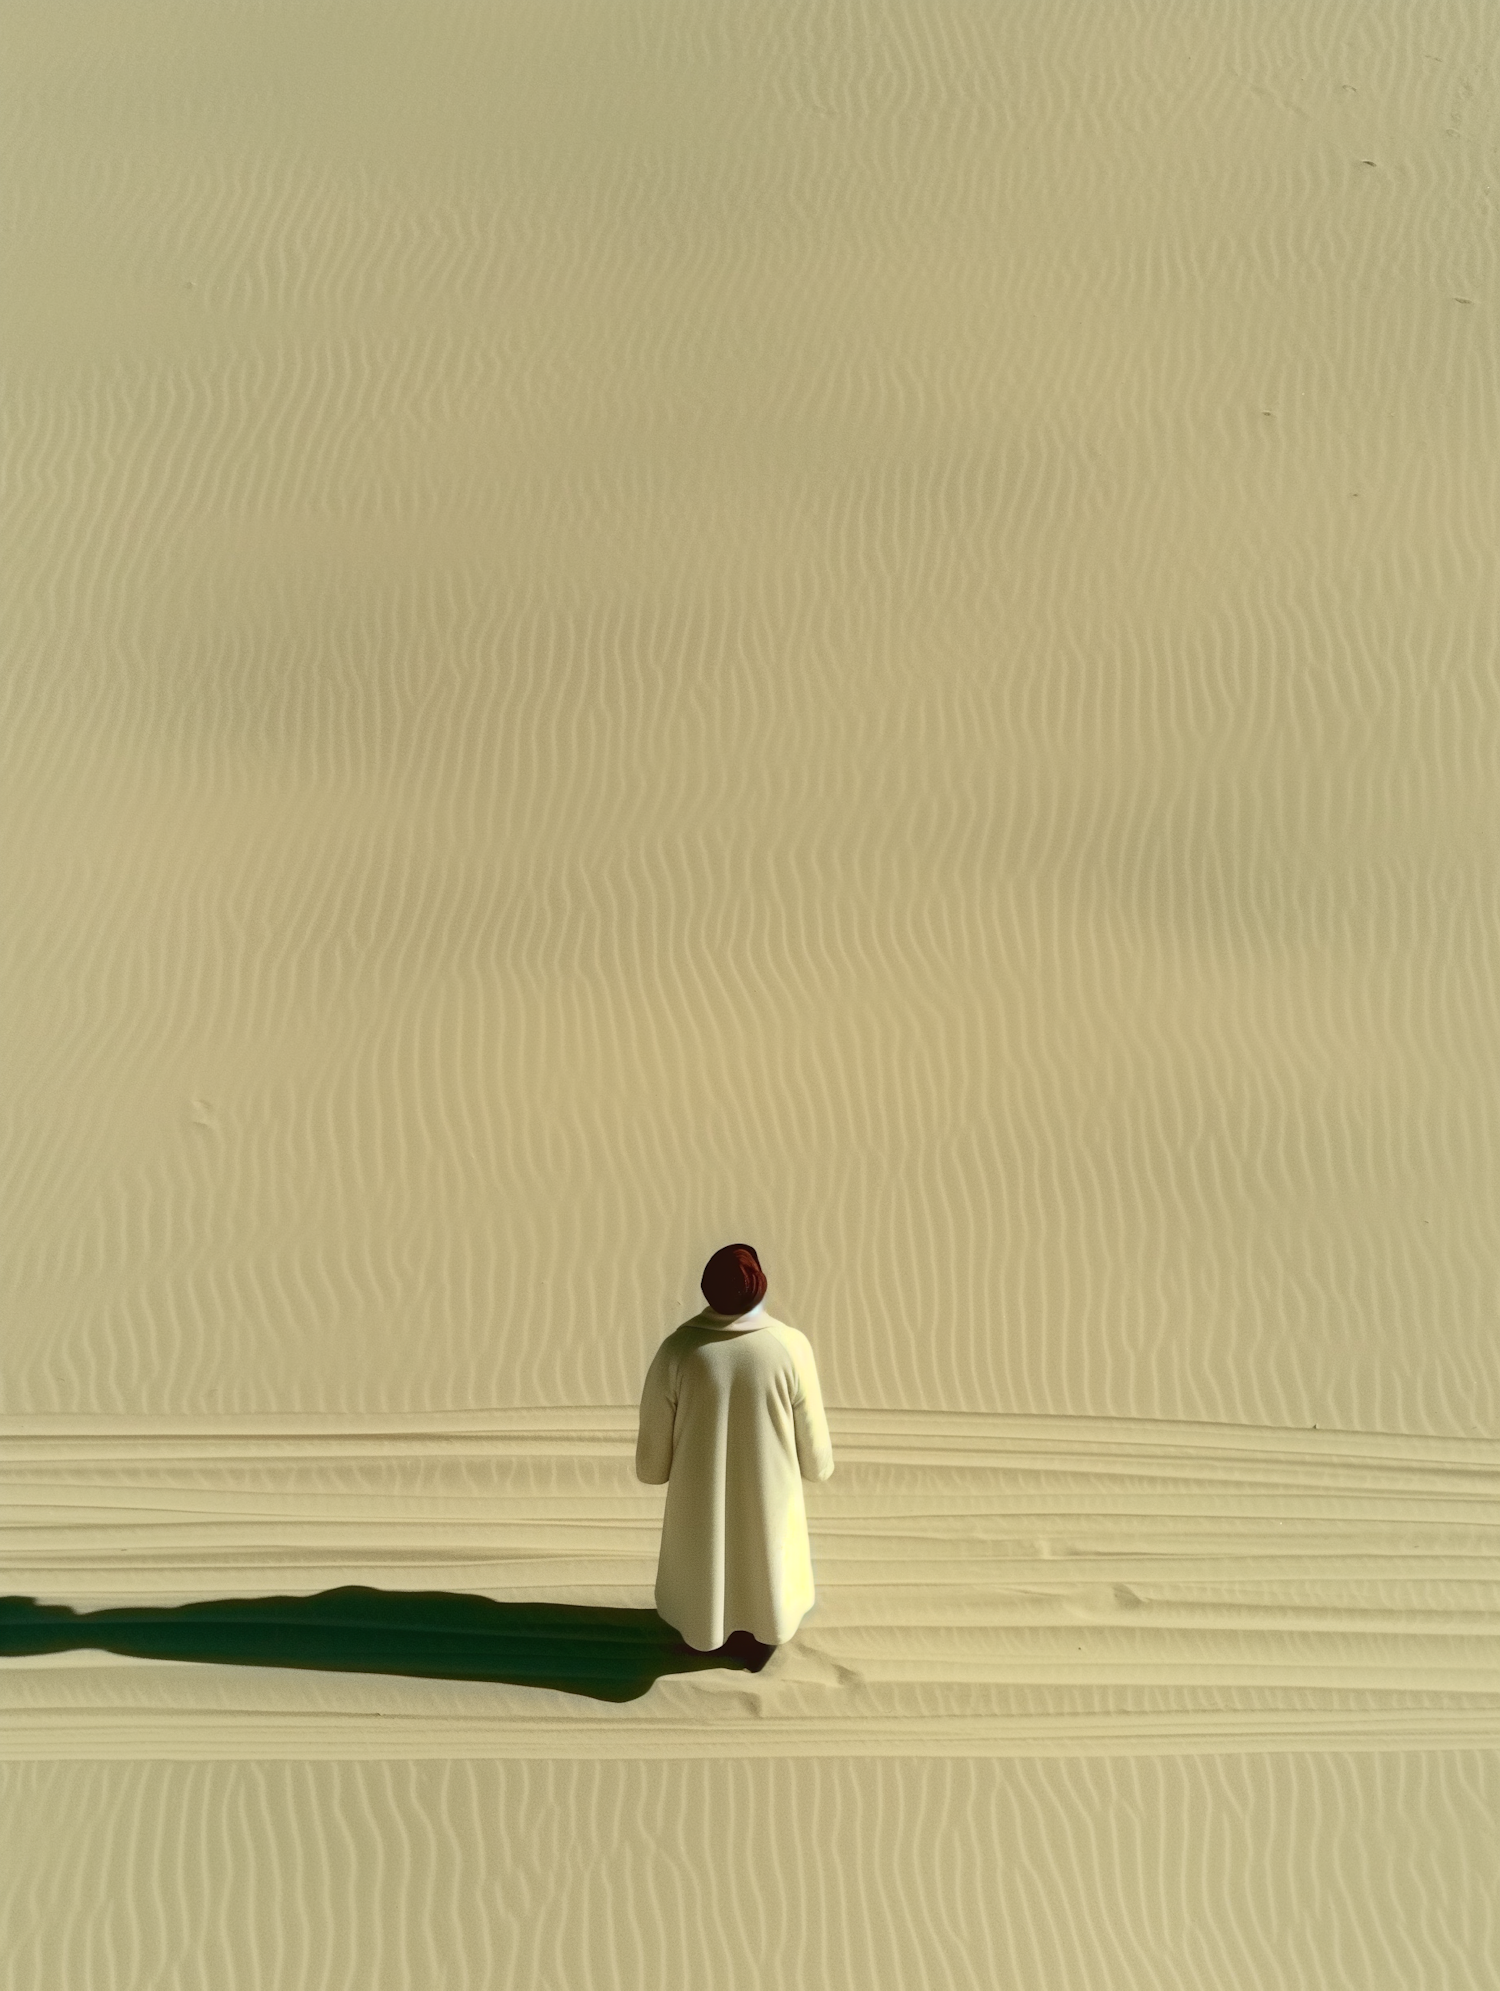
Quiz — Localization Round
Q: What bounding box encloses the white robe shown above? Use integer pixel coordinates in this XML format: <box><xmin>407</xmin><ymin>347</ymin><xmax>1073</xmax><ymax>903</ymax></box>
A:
<box><xmin>635</xmin><ymin>1304</ymin><xmax>835</xmax><ymax>1650</ymax></box>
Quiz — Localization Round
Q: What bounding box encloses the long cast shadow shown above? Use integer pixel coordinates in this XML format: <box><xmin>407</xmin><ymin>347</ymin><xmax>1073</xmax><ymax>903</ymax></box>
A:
<box><xmin>0</xmin><ymin>1588</ymin><xmax>773</xmax><ymax>1703</ymax></box>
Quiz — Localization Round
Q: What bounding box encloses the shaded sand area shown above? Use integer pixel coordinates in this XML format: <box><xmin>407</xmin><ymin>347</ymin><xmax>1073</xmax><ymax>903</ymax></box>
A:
<box><xmin>4</xmin><ymin>0</ymin><xmax>1500</xmax><ymax>1981</ymax></box>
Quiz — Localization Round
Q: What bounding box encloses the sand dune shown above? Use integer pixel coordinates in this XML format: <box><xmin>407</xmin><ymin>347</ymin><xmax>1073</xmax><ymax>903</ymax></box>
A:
<box><xmin>4</xmin><ymin>0</ymin><xmax>1498</xmax><ymax>1431</ymax></box>
<box><xmin>4</xmin><ymin>0</ymin><xmax>1498</xmax><ymax>1980</ymax></box>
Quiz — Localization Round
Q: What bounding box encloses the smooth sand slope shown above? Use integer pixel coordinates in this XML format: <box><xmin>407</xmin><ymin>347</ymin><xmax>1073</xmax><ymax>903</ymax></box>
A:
<box><xmin>3</xmin><ymin>0</ymin><xmax>1499</xmax><ymax>1984</ymax></box>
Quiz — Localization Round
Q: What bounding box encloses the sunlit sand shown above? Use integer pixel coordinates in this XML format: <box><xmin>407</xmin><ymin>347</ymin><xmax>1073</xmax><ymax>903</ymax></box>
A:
<box><xmin>3</xmin><ymin>0</ymin><xmax>1497</xmax><ymax>1982</ymax></box>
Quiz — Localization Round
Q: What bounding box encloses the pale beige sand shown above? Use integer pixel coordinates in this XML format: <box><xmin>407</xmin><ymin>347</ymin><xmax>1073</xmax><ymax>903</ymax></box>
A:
<box><xmin>4</xmin><ymin>1419</ymin><xmax>1498</xmax><ymax>1983</ymax></box>
<box><xmin>4</xmin><ymin>1414</ymin><xmax>1498</xmax><ymax>1760</ymax></box>
<box><xmin>5</xmin><ymin>1754</ymin><xmax>1499</xmax><ymax>1991</ymax></box>
<box><xmin>4</xmin><ymin>0</ymin><xmax>1499</xmax><ymax>1981</ymax></box>
<box><xmin>4</xmin><ymin>0</ymin><xmax>1497</xmax><ymax>1431</ymax></box>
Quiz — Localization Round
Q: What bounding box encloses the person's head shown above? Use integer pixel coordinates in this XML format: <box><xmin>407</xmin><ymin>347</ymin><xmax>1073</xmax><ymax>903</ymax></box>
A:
<box><xmin>700</xmin><ymin>1242</ymin><xmax>767</xmax><ymax>1317</ymax></box>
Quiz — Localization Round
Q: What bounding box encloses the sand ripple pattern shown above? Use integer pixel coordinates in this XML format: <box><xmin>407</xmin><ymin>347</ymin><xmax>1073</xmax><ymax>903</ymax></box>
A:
<box><xmin>3</xmin><ymin>1412</ymin><xmax>1496</xmax><ymax>1760</ymax></box>
<box><xmin>2</xmin><ymin>1751</ymin><xmax>1497</xmax><ymax>1991</ymax></box>
<box><xmin>4</xmin><ymin>0</ymin><xmax>1499</xmax><ymax>1430</ymax></box>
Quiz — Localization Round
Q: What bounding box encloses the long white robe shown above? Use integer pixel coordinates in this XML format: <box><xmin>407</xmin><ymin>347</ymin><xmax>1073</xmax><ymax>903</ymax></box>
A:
<box><xmin>635</xmin><ymin>1304</ymin><xmax>835</xmax><ymax>1650</ymax></box>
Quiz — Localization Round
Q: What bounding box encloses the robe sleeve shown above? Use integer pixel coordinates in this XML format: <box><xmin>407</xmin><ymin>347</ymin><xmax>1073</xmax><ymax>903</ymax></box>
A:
<box><xmin>634</xmin><ymin>1338</ymin><xmax>678</xmax><ymax>1485</ymax></box>
<box><xmin>791</xmin><ymin>1336</ymin><xmax>835</xmax><ymax>1483</ymax></box>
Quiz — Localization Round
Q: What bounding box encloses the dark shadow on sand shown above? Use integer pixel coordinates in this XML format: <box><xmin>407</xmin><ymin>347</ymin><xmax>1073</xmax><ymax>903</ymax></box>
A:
<box><xmin>0</xmin><ymin>1588</ymin><xmax>774</xmax><ymax>1703</ymax></box>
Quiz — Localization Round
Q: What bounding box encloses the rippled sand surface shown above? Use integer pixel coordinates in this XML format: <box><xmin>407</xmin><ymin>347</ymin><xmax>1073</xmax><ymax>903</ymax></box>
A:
<box><xmin>6</xmin><ymin>0</ymin><xmax>1498</xmax><ymax>1432</ymax></box>
<box><xmin>6</xmin><ymin>1413</ymin><xmax>1499</xmax><ymax>1760</ymax></box>
<box><xmin>4</xmin><ymin>0</ymin><xmax>1498</xmax><ymax>1982</ymax></box>
<box><xmin>5</xmin><ymin>1754</ymin><xmax>1498</xmax><ymax>1991</ymax></box>
<box><xmin>5</xmin><ymin>1414</ymin><xmax>1499</xmax><ymax>1984</ymax></box>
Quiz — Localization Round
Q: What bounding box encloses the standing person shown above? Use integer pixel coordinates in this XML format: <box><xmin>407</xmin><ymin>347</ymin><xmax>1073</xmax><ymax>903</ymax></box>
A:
<box><xmin>635</xmin><ymin>1243</ymin><xmax>834</xmax><ymax>1664</ymax></box>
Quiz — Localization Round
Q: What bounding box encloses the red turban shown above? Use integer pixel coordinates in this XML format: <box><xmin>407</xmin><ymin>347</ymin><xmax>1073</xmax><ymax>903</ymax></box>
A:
<box><xmin>701</xmin><ymin>1243</ymin><xmax>767</xmax><ymax>1317</ymax></box>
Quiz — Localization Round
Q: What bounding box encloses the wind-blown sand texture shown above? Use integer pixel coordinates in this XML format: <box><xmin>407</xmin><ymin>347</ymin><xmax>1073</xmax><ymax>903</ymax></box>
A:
<box><xmin>5</xmin><ymin>1755</ymin><xmax>1499</xmax><ymax>1991</ymax></box>
<box><xmin>5</xmin><ymin>1413</ymin><xmax>1499</xmax><ymax>1760</ymax></box>
<box><xmin>4</xmin><ymin>1415</ymin><xmax>1499</xmax><ymax>1983</ymax></box>
<box><xmin>4</xmin><ymin>0</ymin><xmax>1498</xmax><ymax>1982</ymax></box>
<box><xmin>6</xmin><ymin>0</ymin><xmax>1498</xmax><ymax>1432</ymax></box>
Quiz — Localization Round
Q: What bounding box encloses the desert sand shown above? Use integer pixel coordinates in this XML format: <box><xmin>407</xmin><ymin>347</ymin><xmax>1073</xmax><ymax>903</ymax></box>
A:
<box><xmin>3</xmin><ymin>0</ymin><xmax>1498</xmax><ymax>1983</ymax></box>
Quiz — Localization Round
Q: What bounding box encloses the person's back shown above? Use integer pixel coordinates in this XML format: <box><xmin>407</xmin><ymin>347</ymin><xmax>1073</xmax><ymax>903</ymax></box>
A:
<box><xmin>636</xmin><ymin>1244</ymin><xmax>834</xmax><ymax>1653</ymax></box>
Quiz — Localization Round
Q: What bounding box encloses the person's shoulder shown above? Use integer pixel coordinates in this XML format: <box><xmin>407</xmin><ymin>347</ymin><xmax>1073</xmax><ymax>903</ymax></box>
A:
<box><xmin>761</xmin><ymin>1314</ymin><xmax>814</xmax><ymax>1357</ymax></box>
